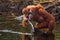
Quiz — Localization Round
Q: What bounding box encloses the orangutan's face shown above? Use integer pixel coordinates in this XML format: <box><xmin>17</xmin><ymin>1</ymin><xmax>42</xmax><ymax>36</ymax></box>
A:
<box><xmin>22</xmin><ymin>8</ymin><xmax>33</xmax><ymax>20</ymax></box>
<box><xmin>21</xmin><ymin>8</ymin><xmax>33</xmax><ymax>27</ymax></box>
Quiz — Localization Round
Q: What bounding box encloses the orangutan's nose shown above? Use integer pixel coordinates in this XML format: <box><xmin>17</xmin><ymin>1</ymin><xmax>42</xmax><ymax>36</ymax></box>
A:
<box><xmin>26</xmin><ymin>16</ymin><xmax>29</xmax><ymax>18</ymax></box>
<box><xmin>26</xmin><ymin>15</ymin><xmax>29</xmax><ymax>18</ymax></box>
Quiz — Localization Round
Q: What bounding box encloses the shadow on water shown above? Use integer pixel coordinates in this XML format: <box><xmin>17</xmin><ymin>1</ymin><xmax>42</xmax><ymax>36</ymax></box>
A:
<box><xmin>24</xmin><ymin>32</ymin><xmax>55</xmax><ymax>40</ymax></box>
<box><xmin>34</xmin><ymin>32</ymin><xmax>55</xmax><ymax>40</ymax></box>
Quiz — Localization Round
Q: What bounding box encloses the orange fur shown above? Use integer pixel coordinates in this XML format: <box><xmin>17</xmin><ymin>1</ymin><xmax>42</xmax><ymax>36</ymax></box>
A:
<box><xmin>22</xmin><ymin>20</ymin><xmax>27</xmax><ymax>27</ymax></box>
<box><xmin>22</xmin><ymin>4</ymin><xmax>56</xmax><ymax>31</ymax></box>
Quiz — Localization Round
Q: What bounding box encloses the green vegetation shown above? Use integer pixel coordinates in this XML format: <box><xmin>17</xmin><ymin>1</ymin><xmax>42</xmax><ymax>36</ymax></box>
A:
<box><xmin>55</xmin><ymin>23</ymin><xmax>60</xmax><ymax>40</ymax></box>
<box><xmin>0</xmin><ymin>15</ymin><xmax>31</xmax><ymax>40</ymax></box>
<box><xmin>0</xmin><ymin>15</ymin><xmax>60</xmax><ymax>40</ymax></box>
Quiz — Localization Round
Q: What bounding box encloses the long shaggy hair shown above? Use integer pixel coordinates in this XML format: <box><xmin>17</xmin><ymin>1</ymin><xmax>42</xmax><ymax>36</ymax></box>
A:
<box><xmin>21</xmin><ymin>4</ymin><xmax>56</xmax><ymax>40</ymax></box>
<box><xmin>22</xmin><ymin>4</ymin><xmax>56</xmax><ymax>31</ymax></box>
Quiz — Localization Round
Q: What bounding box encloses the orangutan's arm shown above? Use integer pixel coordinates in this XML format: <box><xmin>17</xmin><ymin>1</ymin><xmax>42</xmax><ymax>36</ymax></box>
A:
<box><xmin>21</xmin><ymin>14</ymin><xmax>28</xmax><ymax>27</ymax></box>
<box><xmin>34</xmin><ymin>21</ymin><xmax>56</xmax><ymax>32</ymax></box>
<box><xmin>39</xmin><ymin>9</ymin><xmax>56</xmax><ymax>31</ymax></box>
<box><xmin>34</xmin><ymin>21</ymin><xmax>48</xmax><ymax>28</ymax></box>
<box><xmin>22</xmin><ymin>20</ymin><xmax>27</xmax><ymax>27</ymax></box>
<box><xmin>48</xmin><ymin>20</ymin><xmax>56</xmax><ymax>31</ymax></box>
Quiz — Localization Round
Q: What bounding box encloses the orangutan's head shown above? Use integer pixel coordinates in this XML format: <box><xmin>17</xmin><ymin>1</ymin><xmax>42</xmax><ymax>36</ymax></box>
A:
<box><xmin>22</xmin><ymin>4</ymin><xmax>45</xmax><ymax>27</ymax></box>
<box><xmin>22</xmin><ymin>5</ymin><xmax>36</xmax><ymax>20</ymax></box>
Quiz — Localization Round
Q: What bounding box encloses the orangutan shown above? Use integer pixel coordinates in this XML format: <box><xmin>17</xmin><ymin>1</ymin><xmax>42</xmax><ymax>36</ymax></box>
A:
<box><xmin>22</xmin><ymin>4</ymin><xmax>56</xmax><ymax>32</ymax></box>
<box><xmin>21</xmin><ymin>4</ymin><xmax>56</xmax><ymax>40</ymax></box>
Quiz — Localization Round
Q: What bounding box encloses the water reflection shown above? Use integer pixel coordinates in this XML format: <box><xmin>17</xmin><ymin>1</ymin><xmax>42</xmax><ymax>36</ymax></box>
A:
<box><xmin>25</xmin><ymin>32</ymin><xmax>55</xmax><ymax>40</ymax></box>
<box><xmin>34</xmin><ymin>32</ymin><xmax>55</xmax><ymax>40</ymax></box>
